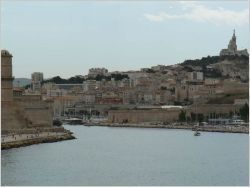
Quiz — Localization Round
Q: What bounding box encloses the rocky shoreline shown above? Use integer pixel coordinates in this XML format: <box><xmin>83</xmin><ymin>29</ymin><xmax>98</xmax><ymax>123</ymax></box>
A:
<box><xmin>88</xmin><ymin>123</ymin><xmax>249</xmax><ymax>134</ymax></box>
<box><xmin>1</xmin><ymin>128</ymin><xmax>76</xmax><ymax>150</ymax></box>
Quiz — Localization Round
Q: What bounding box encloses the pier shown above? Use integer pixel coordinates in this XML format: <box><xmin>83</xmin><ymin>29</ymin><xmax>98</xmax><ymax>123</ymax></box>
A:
<box><xmin>1</xmin><ymin>128</ymin><xmax>75</xmax><ymax>150</ymax></box>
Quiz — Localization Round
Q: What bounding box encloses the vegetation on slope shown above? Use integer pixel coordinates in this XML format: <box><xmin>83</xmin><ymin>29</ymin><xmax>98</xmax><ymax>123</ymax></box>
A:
<box><xmin>181</xmin><ymin>55</ymin><xmax>248</xmax><ymax>67</ymax></box>
<box><xmin>41</xmin><ymin>73</ymin><xmax>129</xmax><ymax>84</ymax></box>
<box><xmin>181</xmin><ymin>55</ymin><xmax>249</xmax><ymax>78</ymax></box>
<box><xmin>206</xmin><ymin>93</ymin><xmax>249</xmax><ymax>104</ymax></box>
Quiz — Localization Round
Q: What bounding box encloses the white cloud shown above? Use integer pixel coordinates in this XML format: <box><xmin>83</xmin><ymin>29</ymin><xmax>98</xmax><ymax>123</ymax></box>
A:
<box><xmin>144</xmin><ymin>2</ymin><xmax>249</xmax><ymax>26</ymax></box>
<box><xmin>144</xmin><ymin>12</ymin><xmax>166</xmax><ymax>22</ymax></box>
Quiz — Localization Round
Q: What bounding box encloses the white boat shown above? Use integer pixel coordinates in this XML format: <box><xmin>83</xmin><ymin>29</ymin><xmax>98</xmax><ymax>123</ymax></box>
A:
<box><xmin>63</xmin><ymin>118</ymin><xmax>84</xmax><ymax>125</ymax></box>
<box><xmin>228</xmin><ymin>119</ymin><xmax>247</xmax><ymax>125</ymax></box>
<box><xmin>194</xmin><ymin>131</ymin><xmax>201</xmax><ymax>136</ymax></box>
<box><xmin>194</xmin><ymin>123</ymin><xmax>201</xmax><ymax>136</ymax></box>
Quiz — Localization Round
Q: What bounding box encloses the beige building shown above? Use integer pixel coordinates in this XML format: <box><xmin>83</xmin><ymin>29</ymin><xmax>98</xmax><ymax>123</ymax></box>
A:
<box><xmin>88</xmin><ymin>68</ymin><xmax>108</xmax><ymax>78</ymax></box>
<box><xmin>51</xmin><ymin>95</ymin><xmax>81</xmax><ymax>117</ymax></box>
<box><xmin>31</xmin><ymin>72</ymin><xmax>43</xmax><ymax>92</ymax></box>
<box><xmin>175</xmin><ymin>80</ymin><xmax>205</xmax><ymax>102</ymax></box>
<box><xmin>83</xmin><ymin>80</ymin><xmax>99</xmax><ymax>91</ymax></box>
<box><xmin>234</xmin><ymin>99</ymin><xmax>249</xmax><ymax>105</ymax></box>
<box><xmin>123</xmin><ymin>89</ymin><xmax>136</xmax><ymax>104</ymax></box>
<box><xmin>82</xmin><ymin>93</ymin><xmax>96</xmax><ymax>104</ymax></box>
<box><xmin>188</xmin><ymin>71</ymin><xmax>204</xmax><ymax>81</ymax></box>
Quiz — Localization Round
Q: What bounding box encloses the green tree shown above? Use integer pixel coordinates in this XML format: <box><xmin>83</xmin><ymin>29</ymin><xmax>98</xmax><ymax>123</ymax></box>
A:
<box><xmin>68</xmin><ymin>76</ymin><xmax>85</xmax><ymax>83</ymax></box>
<box><xmin>197</xmin><ymin>113</ymin><xmax>204</xmax><ymax>122</ymax></box>
<box><xmin>42</xmin><ymin>76</ymin><xmax>67</xmax><ymax>84</ymax></box>
<box><xmin>190</xmin><ymin>112</ymin><xmax>196</xmax><ymax>122</ymax></box>
<box><xmin>229</xmin><ymin>111</ymin><xmax>234</xmax><ymax>118</ymax></box>
<box><xmin>239</xmin><ymin>103</ymin><xmax>249</xmax><ymax>122</ymax></box>
<box><xmin>178</xmin><ymin>110</ymin><xmax>186</xmax><ymax>122</ymax></box>
<box><xmin>186</xmin><ymin>116</ymin><xmax>191</xmax><ymax>123</ymax></box>
<box><xmin>24</xmin><ymin>84</ymin><xmax>31</xmax><ymax>89</ymax></box>
<box><xmin>111</xmin><ymin>73</ymin><xmax>129</xmax><ymax>81</ymax></box>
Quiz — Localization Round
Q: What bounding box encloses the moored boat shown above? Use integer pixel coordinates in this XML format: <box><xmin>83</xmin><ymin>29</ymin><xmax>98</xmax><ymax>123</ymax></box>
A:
<box><xmin>63</xmin><ymin>118</ymin><xmax>84</xmax><ymax>125</ymax></box>
<box><xmin>194</xmin><ymin>131</ymin><xmax>201</xmax><ymax>136</ymax></box>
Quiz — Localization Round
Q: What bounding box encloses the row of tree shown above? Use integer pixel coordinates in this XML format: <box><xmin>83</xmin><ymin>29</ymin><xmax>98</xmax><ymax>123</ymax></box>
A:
<box><xmin>87</xmin><ymin>74</ymin><xmax>129</xmax><ymax>81</ymax></box>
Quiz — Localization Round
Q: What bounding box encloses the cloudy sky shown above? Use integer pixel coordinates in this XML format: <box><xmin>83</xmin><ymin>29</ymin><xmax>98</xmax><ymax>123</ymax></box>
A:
<box><xmin>1</xmin><ymin>1</ymin><xmax>249</xmax><ymax>79</ymax></box>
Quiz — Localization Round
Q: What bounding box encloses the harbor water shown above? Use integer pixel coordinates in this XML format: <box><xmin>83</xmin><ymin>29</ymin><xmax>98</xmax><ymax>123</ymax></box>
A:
<box><xmin>1</xmin><ymin>125</ymin><xmax>249</xmax><ymax>186</ymax></box>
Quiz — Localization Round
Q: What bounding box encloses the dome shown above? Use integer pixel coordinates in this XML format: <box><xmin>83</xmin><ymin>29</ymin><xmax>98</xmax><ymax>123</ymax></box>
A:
<box><xmin>1</xmin><ymin>49</ymin><xmax>12</xmax><ymax>57</ymax></box>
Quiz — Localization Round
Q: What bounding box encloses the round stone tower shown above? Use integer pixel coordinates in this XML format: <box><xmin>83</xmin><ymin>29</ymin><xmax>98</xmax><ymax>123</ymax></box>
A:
<box><xmin>1</xmin><ymin>50</ymin><xmax>14</xmax><ymax>102</ymax></box>
<box><xmin>1</xmin><ymin>50</ymin><xmax>21</xmax><ymax>131</ymax></box>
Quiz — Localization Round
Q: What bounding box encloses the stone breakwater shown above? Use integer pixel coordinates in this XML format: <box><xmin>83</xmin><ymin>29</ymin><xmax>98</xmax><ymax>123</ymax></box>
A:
<box><xmin>1</xmin><ymin>128</ymin><xmax>75</xmax><ymax>150</ymax></box>
<box><xmin>90</xmin><ymin>123</ymin><xmax>249</xmax><ymax>134</ymax></box>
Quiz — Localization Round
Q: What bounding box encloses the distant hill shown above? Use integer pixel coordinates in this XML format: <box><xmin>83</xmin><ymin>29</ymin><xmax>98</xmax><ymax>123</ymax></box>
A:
<box><xmin>13</xmin><ymin>78</ymin><xmax>31</xmax><ymax>87</ymax></box>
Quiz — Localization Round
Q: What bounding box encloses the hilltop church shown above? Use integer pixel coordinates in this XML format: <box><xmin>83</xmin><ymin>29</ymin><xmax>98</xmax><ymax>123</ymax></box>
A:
<box><xmin>220</xmin><ymin>30</ymin><xmax>248</xmax><ymax>57</ymax></box>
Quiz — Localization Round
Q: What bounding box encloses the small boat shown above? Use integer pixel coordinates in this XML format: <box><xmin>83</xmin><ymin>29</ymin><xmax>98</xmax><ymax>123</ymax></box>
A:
<box><xmin>194</xmin><ymin>131</ymin><xmax>201</xmax><ymax>136</ymax></box>
<box><xmin>63</xmin><ymin>118</ymin><xmax>84</xmax><ymax>125</ymax></box>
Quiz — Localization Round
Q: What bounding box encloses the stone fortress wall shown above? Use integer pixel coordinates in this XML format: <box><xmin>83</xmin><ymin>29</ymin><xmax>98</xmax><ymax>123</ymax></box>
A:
<box><xmin>14</xmin><ymin>95</ymin><xmax>53</xmax><ymax>128</ymax></box>
<box><xmin>1</xmin><ymin>50</ymin><xmax>53</xmax><ymax>131</ymax></box>
<box><xmin>108</xmin><ymin>104</ymin><xmax>242</xmax><ymax>123</ymax></box>
<box><xmin>108</xmin><ymin>108</ymin><xmax>181</xmax><ymax>123</ymax></box>
<box><xmin>1</xmin><ymin>50</ymin><xmax>26</xmax><ymax>130</ymax></box>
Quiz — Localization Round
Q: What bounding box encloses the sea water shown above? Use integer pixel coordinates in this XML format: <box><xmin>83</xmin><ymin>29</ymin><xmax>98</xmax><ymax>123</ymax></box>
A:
<box><xmin>1</xmin><ymin>125</ymin><xmax>249</xmax><ymax>186</ymax></box>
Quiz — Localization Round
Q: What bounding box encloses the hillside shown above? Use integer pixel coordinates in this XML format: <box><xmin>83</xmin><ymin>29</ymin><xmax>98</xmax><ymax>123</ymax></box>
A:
<box><xmin>206</xmin><ymin>92</ymin><xmax>248</xmax><ymax>104</ymax></box>
<box><xmin>180</xmin><ymin>55</ymin><xmax>249</xmax><ymax>81</ymax></box>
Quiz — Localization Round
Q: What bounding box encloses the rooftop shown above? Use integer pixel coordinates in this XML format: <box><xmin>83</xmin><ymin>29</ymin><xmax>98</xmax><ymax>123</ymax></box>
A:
<box><xmin>1</xmin><ymin>49</ymin><xmax>13</xmax><ymax>57</ymax></box>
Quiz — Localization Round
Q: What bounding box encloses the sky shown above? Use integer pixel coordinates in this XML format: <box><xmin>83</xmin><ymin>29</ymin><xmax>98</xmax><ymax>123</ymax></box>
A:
<box><xmin>1</xmin><ymin>0</ymin><xmax>249</xmax><ymax>79</ymax></box>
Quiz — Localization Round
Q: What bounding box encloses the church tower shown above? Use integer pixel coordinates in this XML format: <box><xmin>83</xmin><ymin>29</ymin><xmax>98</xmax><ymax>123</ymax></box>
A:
<box><xmin>220</xmin><ymin>29</ymin><xmax>248</xmax><ymax>57</ymax></box>
<box><xmin>227</xmin><ymin>29</ymin><xmax>237</xmax><ymax>53</ymax></box>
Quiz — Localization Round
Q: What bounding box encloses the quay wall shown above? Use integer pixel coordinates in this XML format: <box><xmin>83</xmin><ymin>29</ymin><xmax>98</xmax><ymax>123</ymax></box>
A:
<box><xmin>1</xmin><ymin>127</ymin><xmax>67</xmax><ymax>135</ymax></box>
<box><xmin>186</xmin><ymin>104</ymin><xmax>242</xmax><ymax>115</ymax></box>
<box><xmin>1</xmin><ymin>132</ymin><xmax>75</xmax><ymax>150</ymax></box>
<box><xmin>108</xmin><ymin>109</ymin><xmax>180</xmax><ymax>123</ymax></box>
<box><xmin>94</xmin><ymin>123</ymin><xmax>248</xmax><ymax>134</ymax></box>
<box><xmin>108</xmin><ymin>104</ymin><xmax>244</xmax><ymax>123</ymax></box>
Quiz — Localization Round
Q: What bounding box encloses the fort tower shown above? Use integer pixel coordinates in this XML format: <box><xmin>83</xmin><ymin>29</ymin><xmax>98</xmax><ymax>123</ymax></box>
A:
<box><xmin>1</xmin><ymin>50</ymin><xmax>14</xmax><ymax>102</ymax></box>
